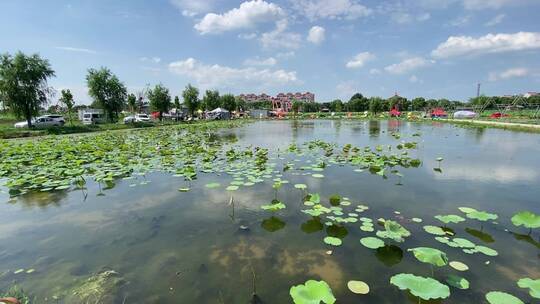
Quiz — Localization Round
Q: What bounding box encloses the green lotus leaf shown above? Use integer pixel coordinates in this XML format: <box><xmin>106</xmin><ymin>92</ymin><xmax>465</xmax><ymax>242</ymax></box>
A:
<box><xmin>390</xmin><ymin>273</ymin><xmax>450</xmax><ymax>300</ymax></box>
<box><xmin>347</xmin><ymin>280</ymin><xmax>369</xmax><ymax>294</ymax></box>
<box><xmin>312</xmin><ymin>173</ymin><xmax>324</xmax><ymax>178</ymax></box>
<box><xmin>452</xmin><ymin>238</ymin><xmax>476</xmax><ymax>248</ymax></box>
<box><xmin>485</xmin><ymin>291</ymin><xmax>524</xmax><ymax>304</ymax></box>
<box><xmin>449</xmin><ymin>261</ymin><xmax>469</xmax><ymax>271</ymax></box>
<box><xmin>474</xmin><ymin>245</ymin><xmax>498</xmax><ymax>256</ymax></box>
<box><xmin>290</xmin><ymin>280</ymin><xmax>336</xmax><ymax>304</ymax></box>
<box><xmin>446</xmin><ymin>275</ymin><xmax>469</xmax><ymax>290</ymax></box>
<box><xmin>435</xmin><ymin>214</ymin><xmax>465</xmax><ymax>224</ymax></box>
<box><xmin>458</xmin><ymin>207</ymin><xmax>477</xmax><ymax>214</ymax></box>
<box><xmin>205</xmin><ymin>182</ymin><xmax>220</xmax><ymax>189</ymax></box>
<box><xmin>376</xmin><ymin>220</ymin><xmax>411</xmax><ymax>242</ymax></box>
<box><xmin>466</xmin><ymin>210</ymin><xmax>498</xmax><ymax>222</ymax></box>
<box><xmin>225</xmin><ymin>185</ymin><xmax>239</xmax><ymax>191</ymax></box>
<box><xmin>511</xmin><ymin>211</ymin><xmax>540</xmax><ymax>229</ymax></box>
<box><xmin>261</xmin><ymin>201</ymin><xmax>286</xmax><ymax>211</ymax></box>
<box><xmin>323</xmin><ymin>236</ymin><xmax>342</xmax><ymax>246</ymax></box>
<box><xmin>294</xmin><ymin>184</ymin><xmax>308</xmax><ymax>190</ymax></box>
<box><xmin>408</xmin><ymin>247</ymin><xmax>448</xmax><ymax>267</ymax></box>
<box><xmin>360</xmin><ymin>237</ymin><xmax>385</xmax><ymax>249</ymax></box>
<box><xmin>517</xmin><ymin>278</ymin><xmax>540</xmax><ymax>299</ymax></box>
<box><xmin>423</xmin><ymin>225</ymin><xmax>446</xmax><ymax>236</ymax></box>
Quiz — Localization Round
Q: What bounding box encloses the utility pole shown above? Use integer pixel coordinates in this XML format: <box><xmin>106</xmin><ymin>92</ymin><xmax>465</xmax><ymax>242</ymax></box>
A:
<box><xmin>476</xmin><ymin>83</ymin><xmax>481</xmax><ymax>98</ymax></box>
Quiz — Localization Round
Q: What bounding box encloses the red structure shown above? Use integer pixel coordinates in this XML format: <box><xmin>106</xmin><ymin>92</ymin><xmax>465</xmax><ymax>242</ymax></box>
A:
<box><xmin>238</xmin><ymin>92</ymin><xmax>315</xmax><ymax>112</ymax></box>
<box><xmin>490</xmin><ymin>112</ymin><xmax>510</xmax><ymax>119</ymax></box>
<box><xmin>389</xmin><ymin>108</ymin><xmax>401</xmax><ymax>117</ymax></box>
<box><xmin>431</xmin><ymin>108</ymin><xmax>448</xmax><ymax>118</ymax></box>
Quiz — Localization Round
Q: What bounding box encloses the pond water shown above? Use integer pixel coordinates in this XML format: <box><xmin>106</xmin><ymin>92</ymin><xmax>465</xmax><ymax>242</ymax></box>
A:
<box><xmin>0</xmin><ymin>120</ymin><xmax>539</xmax><ymax>303</ymax></box>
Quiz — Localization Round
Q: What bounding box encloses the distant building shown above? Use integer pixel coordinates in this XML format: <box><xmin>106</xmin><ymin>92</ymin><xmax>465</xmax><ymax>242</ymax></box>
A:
<box><xmin>524</xmin><ymin>92</ymin><xmax>539</xmax><ymax>98</ymax></box>
<box><xmin>238</xmin><ymin>92</ymin><xmax>315</xmax><ymax>112</ymax></box>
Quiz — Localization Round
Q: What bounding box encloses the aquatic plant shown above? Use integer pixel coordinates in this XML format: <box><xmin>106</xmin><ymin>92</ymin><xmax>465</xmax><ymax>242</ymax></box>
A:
<box><xmin>360</xmin><ymin>237</ymin><xmax>385</xmax><ymax>249</ymax></box>
<box><xmin>434</xmin><ymin>215</ymin><xmax>465</xmax><ymax>225</ymax></box>
<box><xmin>289</xmin><ymin>280</ymin><xmax>336</xmax><ymax>304</ymax></box>
<box><xmin>390</xmin><ymin>273</ymin><xmax>450</xmax><ymax>301</ymax></box>
<box><xmin>446</xmin><ymin>275</ymin><xmax>469</xmax><ymax>290</ymax></box>
<box><xmin>511</xmin><ymin>211</ymin><xmax>540</xmax><ymax>233</ymax></box>
<box><xmin>323</xmin><ymin>236</ymin><xmax>342</xmax><ymax>246</ymax></box>
<box><xmin>376</xmin><ymin>220</ymin><xmax>411</xmax><ymax>242</ymax></box>
<box><xmin>517</xmin><ymin>278</ymin><xmax>540</xmax><ymax>299</ymax></box>
<box><xmin>261</xmin><ymin>199</ymin><xmax>286</xmax><ymax>211</ymax></box>
<box><xmin>485</xmin><ymin>291</ymin><xmax>524</xmax><ymax>304</ymax></box>
<box><xmin>408</xmin><ymin>247</ymin><xmax>448</xmax><ymax>267</ymax></box>
<box><xmin>347</xmin><ymin>280</ymin><xmax>369</xmax><ymax>294</ymax></box>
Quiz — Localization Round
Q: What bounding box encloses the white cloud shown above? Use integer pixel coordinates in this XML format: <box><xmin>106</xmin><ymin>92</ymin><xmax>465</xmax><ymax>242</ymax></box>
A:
<box><xmin>346</xmin><ymin>52</ymin><xmax>375</xmax><ymax>69</ymax></box>
<box><xmin>140</xmin><ymin>57</ymin><xmax>161</xmax><ymax>63</ymax></box>
<box><xmin>55</xmin><ymin>46</ymin><xmax>97</xmax><ymax>54</ymax></box>
<box><xmin>485</xmin><ymin>14</ymin><xmax>505</xmax><ymax>26</ymax></box>
<box><xmin>369</xmin><ymin>68</ymin><xmax>381</xmax><ymax>75</ymax></box>
<box><xmin>291</xmin><ymin>0</ymin><xmax>372</xmax><ymax>21</ymax></box>
<box><xmin>462</xmin><ymin>0</ymin><xmax>524</xmax><ymax>10</ymax></box>
<box><xmin>384</xmin><ymin>57</ymin><xmax>433</xmax><ymax>74</ymax></box>
<box><xmin>259</xmin><ymin>20</ymin><xmax>302</xmax><ymax>49</ymax></box>
<box><xmin>238</xmin><ymin>33</ymin><xmax>257</xmax><ymax>40</ymax></box>
<box><xmin>276</xmin><ymin>51</ymin><xmax>295</xmax><ymax>58</ymax></box>
<box><xmin>336</xmin><ymin>81</ymin><xmax>361</xmax><ymax>99</ymax></box>
<box><xmin>243</xmin><ymin>57</ymin><xmax>277</xmax><ymax>66</ymax></box>
<box><xmin>488</xmin><ymin>68</ymin><xmax>529</xmax><ymax>81</ymax></box>
<box><xmin>170</xmin><ymin>0</ymin><xmax>215</xmax><ymax>15</ymax></box>
<box><xmin>307</xmin><ymin>26</ymin><xmax>326</xmax><ymax>44</ymax></box>
<box><xmin>409</xmin><ymin>75</ymin><xmax>423</xmax><ymax>83</ymax></box>
<box><xmin>168</xmin><ymin>57</ymin><xmax>299</xmax><ymax>89</ymax></box>
<box><xmin>448</xmin><ymin>15</ymin><xmax>471</xmax><ymax>27</ymax></box>
<box><xmin>432</xmin><ymin>32</ymin><xmax>540</xmax><ymax>58</ymax></box>
<box><xmin>194</xmin><ymin>0</ymin><xmax>284</xmax><ymax>34</ymax></box>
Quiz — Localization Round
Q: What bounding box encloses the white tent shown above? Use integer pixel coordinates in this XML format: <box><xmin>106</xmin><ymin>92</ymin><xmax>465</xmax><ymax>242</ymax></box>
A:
<box><xmin>208</xmin><ymin>108</ymin><xmax>230</xmax><ymax>120</ymax></box>
<box><xmin>453</xmin><ymin>110</ymin><xmax>477</xmax><ymax>119</ymax></box>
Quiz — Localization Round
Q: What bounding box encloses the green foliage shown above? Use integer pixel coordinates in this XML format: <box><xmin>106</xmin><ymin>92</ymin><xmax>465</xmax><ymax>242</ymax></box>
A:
<box><xmin>59</xmin><ymin>89</ymin><xmax>74</xmax><ymax>125</ymax></box>
<box><xmin>148</xmin><ymin>84</ymin><xmax>171</xmax><ymax>120</ymax></box>
<box><xmin>290</xmin><ymin>280</ymin><xmax>336</xmax><ymax>304</ymax></box>
<box><xmin>86</xmin><ymin>67</ymin><xmax>127</xmax><ymax>122</ymax></box>
<box><xmin>202</xmin><ymin>89</ymin><xmax>220</xmax><ymax>110</ymax></box>
<box><xmin>220</xmin><ymin>94</ymin><xmax>236</xmax><ymax>112</ymax></box>
<box><xmin>485</xmin><ymin>291</ymin><xmax>524</xmax><ymax>304</ymax></box>
<box><xmin>435</xmin><ymin>214</ymin><xmax>465</xmax><ymax>224</ymax></box>
<box><xmin>0</xmin><ymin>51</ymin><xmax>55</xmax><ymax>127</ymax></box>
<box><xmin>360</xmin><ymin>237</ymin><xmax>385</xmax><ymax>249</ymax></box>
<box><xmin>517</xmin><ymin>278</ymin><xmax>540</xmax><ymax>299</ymax></box>
<box><xmin>127</xmin><ymin>93</ymin><xmax>137</xmax><ymax>113</ymax></box>
<box><xmin>173</xmin><ymin>95</ymin><xmax>181</xmax><ymax>109</ymax></box>
<box><xmin>376</xmin><ymin>220</ymin><xmax>411</xmax><ymax>242</ymax></box>
<box><xmin>511</xmin><ymin>211</ymin><xmax>540</xmax><ymax>229</ymax></box>
<box><xmin>408</xmin><ymin>247</ymin><xmax>448</xmax><ymax>267</ymax></box>
<box><xmin>182</xmin><ymin>83</ymin><xmax>200</xmax><ymax>115</ymax></box>
<box><xmin>390</xmin><ymin>273</ymin><xmax>450</xmax><ymax>300</ymax></box>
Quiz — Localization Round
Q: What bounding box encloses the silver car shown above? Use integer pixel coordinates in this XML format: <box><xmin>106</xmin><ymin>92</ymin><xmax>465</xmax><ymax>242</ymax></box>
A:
<box><xmin>14</xmin><ymin>116</ymin><xmax>63</xmax><ymax>128</ymax></box>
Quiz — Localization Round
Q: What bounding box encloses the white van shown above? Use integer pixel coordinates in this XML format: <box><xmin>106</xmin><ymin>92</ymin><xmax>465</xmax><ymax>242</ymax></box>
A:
<box><xmin>82</xmin><ymin>112</ymin><xmax>106</xmax><ymax>125</ymax></box>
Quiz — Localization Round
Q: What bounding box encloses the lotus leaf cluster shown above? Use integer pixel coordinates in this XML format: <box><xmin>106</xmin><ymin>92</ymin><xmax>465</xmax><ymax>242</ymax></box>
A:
<box><xmin>390</xmin><ymin>273</ymin><xmax>450</xmax><ymax>300</ymax></box>
<box><xmin>290</xmin><ymin>280</ymin><xmax>336</xmax><ymax>304</ymax></box>
<box><xmin>376</xmin><ymin>220</ymin><xmax>411</xmax><ymax>242</ymax></box>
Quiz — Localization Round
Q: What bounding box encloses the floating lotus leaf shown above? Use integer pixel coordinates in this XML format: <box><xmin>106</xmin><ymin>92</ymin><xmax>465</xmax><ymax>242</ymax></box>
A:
<box><xmin>458</xmin><ymin>207</ymin><xmax>477</xmax><ymax>214</ymax></box>
<box><xmin>261</xmin><ymin>201</ymin><xmax>286</xmax><ymax>211</ymax></box>
<box><xmin>511</xmin><ymin>211</ymin><xmax>540</xmax><ymax>229</ymax></box>
<box><xmin>435</xmin><ymin>215</ymin><xmax>465</xmax><ymax>224</ymax></box>
<box><xmin>323</xmin><ymin>236</ymin><xmax>342</xmax><ymax>246</ymax></box>
<box><xmin>474</xmin><ymin>245</ymin><xmax>498</xmax><ymax>256</ymax></box>
<box><xmin>452</xmin><ymin>238</ymin><xmax>476</xmax><ymax>248</ymax></box>
<box><xmin>205</xmin><ymin>182</ymin><xmax>220</xmax><ymax>189</ymax></box>
<box><xmin>485</xmin><ymin>291</ymin><xmax>524</xmax><ymax>304</ymax></box>
<box><xmin>347</xmin><ymin>280</ymin><xmax>369</xmax><ymax>294</ymax></box>
<box><xmin>312</xmin><ymin>174</ymin><xmax>324</xmax><ymax>178</ymax></box>
<box><xmin>290</xmin><ymin>280</ymin><xmax>336</xmax><ymax>304</ymax></box>
<box><xmin>449</xmin><ymin>261</ymin><xmax>469</xmax><ymax>271</ymax></box>
<box><xmin>360</xmin><ymin>237</ymin><xmax>385</xmax><ymax>249</ymax></box>
<box><xmin>517</xmin><ymin>278</ymin><xmax>540</xmax><ymax>299</ymax></box>
<box><xmin>261</xmin><ymin>217</ymin><xmax>286</xmax><ymax>232</ymax></box>
<box><xmin>329</xmin><ymin>194</ymin><xmax>341</xmax><ymax>206</ymax></box>
<box><xmin>423</xmin><ymin>225</ymin><xmax>446</xmax><ymax>236</ymax></box>
<box><xmin>294</xmin><ymin>184</ymin><xmax>308</xmax><ymax>190</ymax></box>
<box><xmin>390</xmin><ymin>273</ymin><xmax>450</xmax><ymax>300</ymax></box>
<box><xmin>408</xmin><ymin>247</ymin><xmax>448</xmax><ymax>267</ymax></box>
<box><xmin>412</xmin><ymin>218</ymin><xmax>423</xmax><ymax>223</ymax></box>
<box><xmin>376</xmin><ymin>220</ymin><xmax>411</xmax><ymax>242</ymax></box>
<box><xmin>446</xmin><ymin>275</ymin><xmax>469</xmax><ymax>290</ymax></box>
<box><xmin>225</xmin><ymin>185</ymin><xmax>239</xmax><ymax>191</ymax></box>
<box><xmin>466</xmin><ymin>210</ymin><xmax>498</xmax><ymax>222</ymax></box>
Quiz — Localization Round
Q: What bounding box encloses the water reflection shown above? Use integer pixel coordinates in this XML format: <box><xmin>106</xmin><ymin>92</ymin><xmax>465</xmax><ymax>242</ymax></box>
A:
<box><xmin>369</xmin><ymin>120</ymin><xmax>381</xmax><ymax>138</ymax></box>
<box><xmin>375</xmin><ymin>245</ymin><xmax>403</xmax><ymax>267</ymax></box>
<box><xmin>14</xmin><ymin>191</ymin><xmax>69</xmax><ymax>209</ymax></box>
<box><xmin>512</xmin><ymin>232</ymin><xmax>540</xmax><ymax>249</ymax></box>
<box><xmin>387</xmin><ymin>120</ymin><xmax>401</xmax><ymax>133</ymax></box>
<box><xmin>301</xmin><ymin>217</ymin><xmax>324</xmax><ymax>234</ymax></box>
<box><xmin>466</xmin><ymin>228</ymin><xmax>495</xmax><ymax>243</ymax></box>
<box><xmin>261</xmin><ymin>217</ymin><xmax>286</xmax><ymax>232</ymax></box>
<box><xmin>325</xmin><ymin>225</ymin><xmax>348</xmax><ymax>239</ymax></box>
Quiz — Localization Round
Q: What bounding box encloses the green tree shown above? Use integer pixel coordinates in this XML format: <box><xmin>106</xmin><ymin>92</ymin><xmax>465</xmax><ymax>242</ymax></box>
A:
<box><xmin>148</xmin><ymin>84</ymin><xmax>171</xmax><ymax>121</ymax></box>
<box><xmin>235</xmin><ymin>97</ymin><xmax>247</xmax><ymax>112</ymax></box>
<box><xmin>0</xmin><ymin>52</ymin><xmax>55</xmax><ymax>127</ymax></box>
<box><xmin>291</xmin><ymin>100</ymin><xmax>302</xmax><ymax>115</ymax></box>
<box><xmin>59</xmin><ymin>89</ymin><xmax>74</xmax><ymax>125</ymax></box>
<box><xmin>220</xmin><ymin>94</ymin><xmax>236</xmax><ymax>112</ymax></box>
<box><xmin>330</xmin><ymin>99</ymin><xmax>343</xmax><ymax>112</ymax></box>
<box><xmin>368</xmin><ymin>97</ymin><xmax>384</xmax><ymax>114</ymax></box>
<box><xmin>174</xmin><ymin>96</ymin><xmax>181</xmax><ymax>109</ymax></box>
<box><xmin>86</xmin><ymin>67</ymin><xmax>127</xmax><ymax>122</ymax></box>
<box><xmin>182</xmin><ymin>84</ymin><xmax>199</xmax><ymax>116</ymax></box>
<box><xmin>127</xmin><ymin>93</ymin><xmax>137</xmax><ymax>113</ymax></box>
<box><xmin>303</xmin><ymin>102</ymin><xmax>320</xmax><ymax>112</ymax></box>
<box><xmin>203</xmin><ymin>90</ymin><xmax>220</xmax><ymax>110</ymax></box>
<box><xmin>411</xmin><ymin>97</ymin><xmax>426</xmax><ymax>111</ymax></box>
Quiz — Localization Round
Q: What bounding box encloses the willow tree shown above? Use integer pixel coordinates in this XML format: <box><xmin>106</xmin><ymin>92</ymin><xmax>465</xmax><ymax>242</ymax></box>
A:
<box><xmin>86</xmin><ymin>67</ymin><xmax>127</xmax><ymax>122</ymax></box>
<box><xmin>182</xmin><ymin>84</ymin><xmax>199</xmax><ymax>116</ymax></box>
<box><xmin>0</xmin><ymin>52</ymin><xmax>55</xmax><ymax>127</ymax></box>
<box><xmin>148</xmin><ymin>84</ymin><xmax>171</xmax><ymax>121</ymax></box>
<box><xmin>59</xmin><ymin>89</ymin><xmax>74</xmax><ymax>125</ymax></box>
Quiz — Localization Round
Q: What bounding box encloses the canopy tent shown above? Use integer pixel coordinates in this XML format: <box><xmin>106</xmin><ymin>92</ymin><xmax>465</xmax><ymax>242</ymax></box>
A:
<box><xmin>431</xmin><ymin>108</ymin><xmax>448</xmax><ymax>118</ymax></box>
<box><xmin>207</xmin><ymin>108</ymin><xmax>230</xmax><ymax>120</ymax></box>
<box><xmin>453</xmin><ymin>110</ymin><xmax>477</xmax><ymax>119</ymax></box>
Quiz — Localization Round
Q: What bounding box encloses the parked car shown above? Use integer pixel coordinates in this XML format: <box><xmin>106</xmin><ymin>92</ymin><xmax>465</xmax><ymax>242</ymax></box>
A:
<box><xmin>43</xmin><ymin>114</ymin><xmax>65</xmax><ymax>125</ymax></box>
<box><xmin>123</xmin><ymin>114</ymin><xmax>151</xmax><ymax>124</ymax></box>
<box><xmin>82</xmin><ymin>112</ymin><xmax>106</xmax><ymax>125</ymax></box>
<box><xmin>14</xmin><ymin>116</ymin><xmax>63</xmax><ymax>128</ymax></box>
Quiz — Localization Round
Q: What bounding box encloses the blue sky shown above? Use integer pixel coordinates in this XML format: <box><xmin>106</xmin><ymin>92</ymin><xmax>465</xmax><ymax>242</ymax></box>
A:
<box><xmin>1</xmin><ymin>0</ymin><xmax>539</xmax><ymax>104</ymax></box>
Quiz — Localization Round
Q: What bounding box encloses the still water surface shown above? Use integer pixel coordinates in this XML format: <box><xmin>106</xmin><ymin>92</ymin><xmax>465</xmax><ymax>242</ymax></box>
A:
<box><xmin>0</xmin><ymin>120</ymin><xmax>539</xmax><ymax>303</ymax></box>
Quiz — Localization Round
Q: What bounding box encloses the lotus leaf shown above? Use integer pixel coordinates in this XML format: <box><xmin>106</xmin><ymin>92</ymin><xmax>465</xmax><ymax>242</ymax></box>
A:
<box><xmin>449</xmin><ymin>261</ymin><xmax>469</xmax><ymax>271</ymax></box>
<box><xmin>408</xmin><ymin>247</ymin><xmax>448</xmax><ymax>267</ymax></box>
<box><xmin>452</xmin><ymin>238</ymin><xmax>476</xmax><ymax>248</ymax></box>
<box><xmin>446</xmin><ymin>275</ymin><xmax>469</xmax><ymax>290</ymax></box>
<box><xmin>294</xmin><ymin>184</ymin><xmax>308</xmax><ymax>190</ymax></box>
<box><xmin>458</xmin><ymin>207</ymin><xmax>477</xmax><ymax>214</ymax></box>
<box><xmin>376</xmin><ymin>220</ymin><xmax>411</xmax><ymax>242</ymax></box>
<box><xmin>474</xmin><ymin>245</ymin><xmax>498</xmax><ymax>256</ymax></box>
<box><xmin>290</xmin><ymin>280</ymin><xmax>336</xmax><ymax>304</ymax></box>
<box><xmin>323</xmin><ymin>236</ymin><xmax>342</xmax><ymax>246</ymax></box>
<box><xmin>390</xmin><ymin>273</ymin><xmax>450</xmax><ymax>300</ymax></box>
<box><xmin>466</xmin><ymin>210</ymin><xmax>498</xmax><ymax>222</ymax></box>
<box><xmin>347</xmin><ymin>280</ymin><xmax>369</xmax><ymax>294</ymax></box>
<box><xmin>261</xmin><ymin>201</ymin><xmax>286</xmax><ymax>211</ymax></box>
<box><xmin>435</xmin><ymin>215</ymin><xmax>465</xmax><ymax>224</ymax></box>
<box><xmin>511</xmin><ymin>211</ymin><xmax>540</xmax><ymax>229</ymax></box>
<box><xmin>485</xmin><ymin>291</ymin><xmax>524</xmax><ymax>304</ymax></box>
<box><xmin>517</xmin><ymin>278</ymin><xmax>540</xmax><ymax>299</ymax></box>
<box><xmin>360</xmin><ymin>237</ymin><xmax>385</xmax><ymax>249</ymax></box>
<box><xmin>423</xmin><ymin>225</ymin><xmax>446</xmax><ymax>236</ymax></box>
